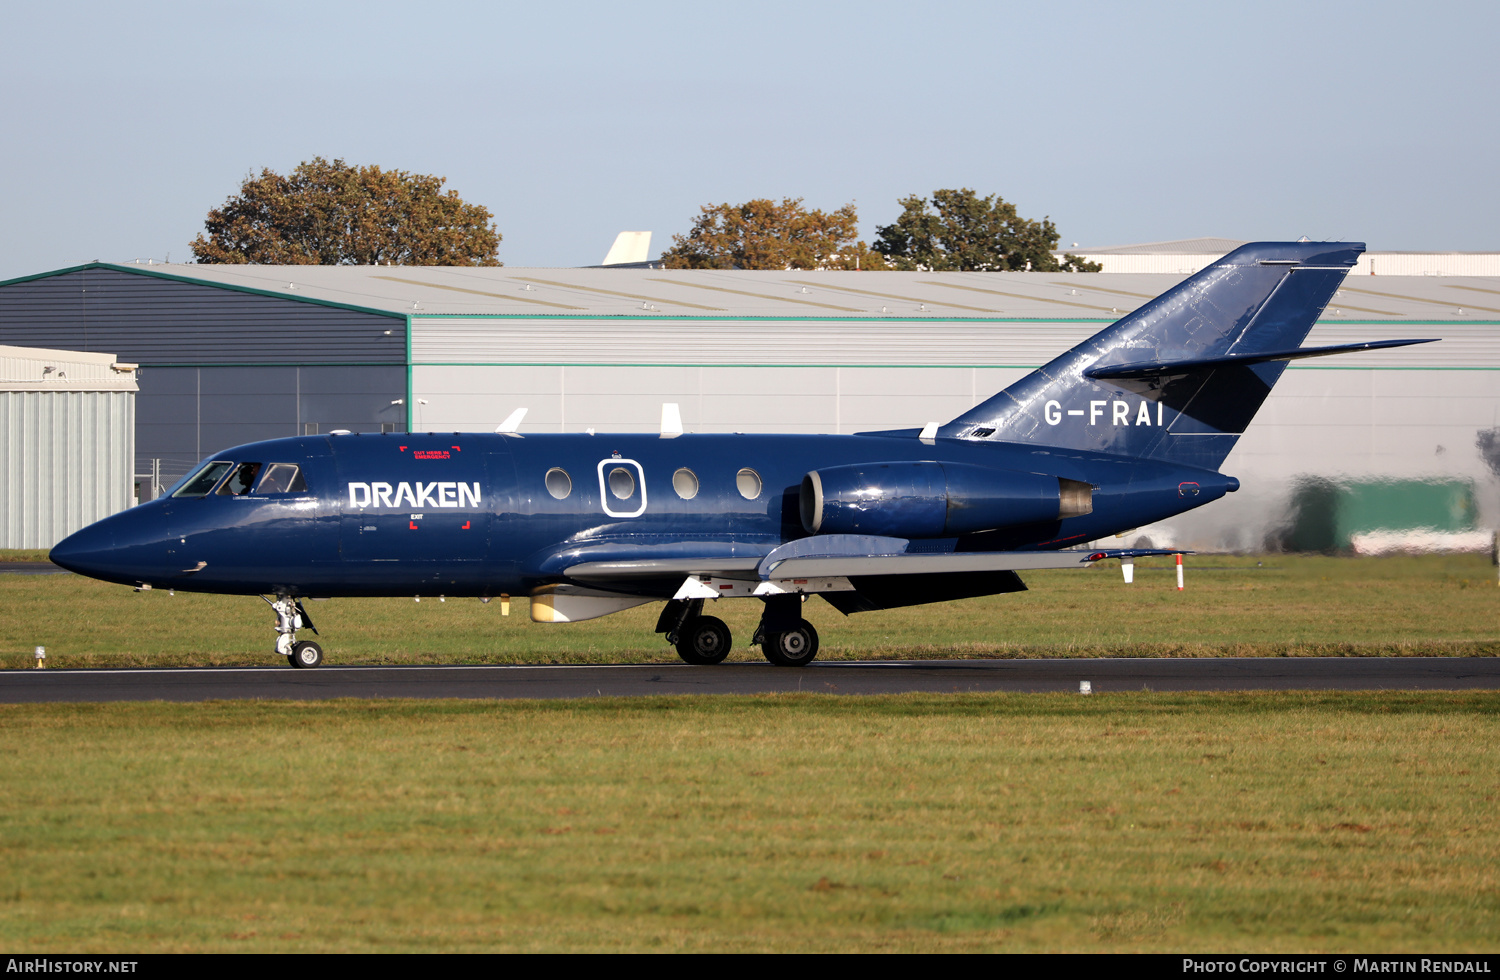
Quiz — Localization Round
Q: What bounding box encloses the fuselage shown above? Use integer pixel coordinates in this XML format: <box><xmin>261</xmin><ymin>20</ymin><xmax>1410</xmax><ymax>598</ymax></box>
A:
<box><xmin>50</xmin><ymin>430</ymin><xmax>1235</xmax><ymax>597</ymax></box>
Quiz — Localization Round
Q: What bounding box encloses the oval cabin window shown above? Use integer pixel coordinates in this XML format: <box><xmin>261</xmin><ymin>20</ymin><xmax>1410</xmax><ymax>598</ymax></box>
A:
<box><xmin>608</xmin><ymin>466</ymin><xmax>636</xmax><ymax>500</ymax></box>
<box><xmin>736</xmin><ymin>468</ymin><xmax>762</xmax><ymax>500</ymax></box>
<box><xmin>545</xmin><ymin>467</ymin><xmax>572</xmax><ymax>500</ymax></box>
<box><xmin>673</xmin><ymin>468</ymin><xmax>699</xmax><ymax>500</ymax></box>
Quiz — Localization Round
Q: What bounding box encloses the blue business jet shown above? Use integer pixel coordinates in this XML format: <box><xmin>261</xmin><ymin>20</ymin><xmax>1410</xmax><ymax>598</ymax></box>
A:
<box><xmin>50</xmin><ymin>242</ymin><xmax>1433</xmax><ymax>668</ymax></box>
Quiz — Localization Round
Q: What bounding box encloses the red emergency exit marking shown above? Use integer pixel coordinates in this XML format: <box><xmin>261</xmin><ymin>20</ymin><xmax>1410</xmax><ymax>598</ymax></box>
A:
<box><xmin>409</xmin><ymin>521</ymin><xmax>419</xmax><ymax>530</ymax></box>
<box><xmin>461</xmin><ymin>521</ymin><xmax>471</xmax><ymax>530</ymax></box>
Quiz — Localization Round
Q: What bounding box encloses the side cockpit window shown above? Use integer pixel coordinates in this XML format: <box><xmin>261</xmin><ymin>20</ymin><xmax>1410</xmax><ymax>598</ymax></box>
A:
<box><xmin>172</xmin><ymin>461</ymin><xmax>234</xmax><ymax>498</ymax></box>
<box><xmin>216</xmin><ymin>462</ymin><xmax>263</xmax><ymax>496</ymax></box>
<box><xmin>256</xmin><ymin>463</ymin><xmax>308</xmax><ymax>494</ymax></box>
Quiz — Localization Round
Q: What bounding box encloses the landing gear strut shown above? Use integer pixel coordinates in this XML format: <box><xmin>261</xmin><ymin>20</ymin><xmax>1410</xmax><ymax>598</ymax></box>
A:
<box><xmin>754</xmin><ymin>594</ymin><xmax>820</xmax><ymax>667</ymax></box>
<box><xmin>658</xmin><ymin>598</ymin><xmax>732</xmax><ymax>665</ymax></box>
<box><xmin>266</xmin><ymin>595</ymin><xmax>323</xmax><ymax>669</ymax></box>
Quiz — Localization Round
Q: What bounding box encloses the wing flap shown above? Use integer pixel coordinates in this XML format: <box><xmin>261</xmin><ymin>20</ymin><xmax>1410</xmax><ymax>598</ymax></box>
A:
<box><xmin>765</xmin><ymin>547</ymin><xmax>1184</xmax><ymax>579</ymax></box>
<box><xmin>564</xmin><ymin>557</ymin><xmax>763</xmax><ymax>581</ymax></box>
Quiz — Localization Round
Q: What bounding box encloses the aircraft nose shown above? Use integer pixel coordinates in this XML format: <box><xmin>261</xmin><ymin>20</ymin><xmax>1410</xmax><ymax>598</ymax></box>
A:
<box><xmin>49</xmin><ymin>521</ymin><xmax>117</xmax><ymax>577</ymax></box>
<box><xmin>50</xmin><ymin>506</ymin><xmax>170</xmax><ymax>585</ymax></box>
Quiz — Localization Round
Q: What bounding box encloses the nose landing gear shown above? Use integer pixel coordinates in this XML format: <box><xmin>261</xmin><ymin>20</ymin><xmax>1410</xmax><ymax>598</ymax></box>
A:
<box><xmin>265</xmin><ymin>595</ymin><xmax>323</xmax><ymax>668</ymax></box>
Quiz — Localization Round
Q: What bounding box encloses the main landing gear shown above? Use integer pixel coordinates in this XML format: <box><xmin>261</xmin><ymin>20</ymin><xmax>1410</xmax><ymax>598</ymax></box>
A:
<box><xmin>266</xmin><ymin>594</ymin><xmax>323</xmax><ymax>669</ymax></box>
<box><xmin>657</xmin><ymin>595</ymin><xmax>820</xmax><ymax>667</ymax></box>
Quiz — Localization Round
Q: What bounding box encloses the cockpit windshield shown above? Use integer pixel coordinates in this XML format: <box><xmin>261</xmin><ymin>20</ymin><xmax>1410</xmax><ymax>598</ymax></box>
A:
<box><xmin>172</xmin><ymin>460</ymin><xmax>234</xmax><ymax>498</ymax></box>
<box><xmin>256</xmin><ymin>463</ymin><xmax>307</xmax><ymax>494</ymax></box>
<box><xmin>217</xmin><ymin>462</ymin><xmax>263</xmax><ymax>496</ymax></box>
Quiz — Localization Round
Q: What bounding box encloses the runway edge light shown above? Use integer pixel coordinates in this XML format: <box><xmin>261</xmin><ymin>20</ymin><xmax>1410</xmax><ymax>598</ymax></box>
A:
<box><xmin>34</xmin><ymin>646</ymin><xmax>45</xmax><ymax>669</ymax></box>
<box><xmin>1079</xmin><ymin>680</ymin><xmax>1092</xmax><ymax>695</ymax></box>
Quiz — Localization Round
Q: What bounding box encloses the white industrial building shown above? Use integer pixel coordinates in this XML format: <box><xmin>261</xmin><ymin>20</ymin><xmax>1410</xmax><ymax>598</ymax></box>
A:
<box><xmin>0</xmin><ymin>345</ymin><xmax>137</xmax><ymax>548</ymax></box>
<box><xmin>1060</xmin><ymin>237</ymin><xmax>1500</xmax><ymax>277</ymax></box>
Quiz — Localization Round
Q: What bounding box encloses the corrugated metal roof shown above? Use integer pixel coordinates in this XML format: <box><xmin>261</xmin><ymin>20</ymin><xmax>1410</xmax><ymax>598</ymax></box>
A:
<box><xmin>0</xmin><ymin>345</ymin><xmax>138</xmax><ymax>392</ymax></box>
<box><xmin>22</xmin><ymin>262</ymin><xmax>1496</xmax><ymax>323</ymax></box>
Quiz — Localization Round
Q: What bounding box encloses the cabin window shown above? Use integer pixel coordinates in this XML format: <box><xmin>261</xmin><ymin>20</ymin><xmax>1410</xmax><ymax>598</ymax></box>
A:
<box><xmin>545</xmin><ymin>467</ymin><xmax>572</xmax><ymax>500</ymax></box>
<box><xmin>672</xmin><ymin>467</ymin><xmax>699</xmax><ymax>500</ymax></box>
<box><xmin>172</xmin><ymin>461</ymin><xmax>234</xmax><ymax>498</ymax></box>
<box><xmin>608</xmin><ymin>466</ymin><xmax>636</xmax><ymax>500</ymax></box>
<box><xmin>256</xmin><ymin>463</ymin><xmax>307</xmax><ymax>494</ymax></box>
<box><xmin>217</xmin><ymin>462</ymin><xmax>263</xmax><ymax>496</ymax></box>
<box><xmin>736</xmin><ymin>468</ymin><xmax>762</xmax><ymax>500</ymax></box>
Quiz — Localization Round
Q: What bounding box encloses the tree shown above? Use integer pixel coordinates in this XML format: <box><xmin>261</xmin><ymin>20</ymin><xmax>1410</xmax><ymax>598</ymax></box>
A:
<box><xmin>872</xmin><ymin>188</ymin><xmax>1100</xmax><ymax>272</ymax></box>
<box><xmin>661</xmin><ymin>197</ymin><xmax>888</xmax><ymax>270</ymax></box>
<box><xmin>191</xmin><ymin>157</ymin><xmax>501</xmax><ymax>265</ymax></box>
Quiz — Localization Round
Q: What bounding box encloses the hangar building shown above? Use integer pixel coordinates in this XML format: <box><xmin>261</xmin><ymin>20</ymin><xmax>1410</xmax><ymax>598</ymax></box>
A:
<box><xmin>0</xmin><ymin>344</ymin><xmax>137</xmax><ymax>548</ymax></box>
<box><xmin>0</xmin><ymin>260</ymin><xmax>1495</xmax><ymax>551</ymax></box>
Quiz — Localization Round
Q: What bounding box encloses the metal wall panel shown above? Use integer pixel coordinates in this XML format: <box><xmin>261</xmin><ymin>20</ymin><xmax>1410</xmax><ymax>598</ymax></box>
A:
<box><xmin>0</xmin><ymin>390</ymin><xmax>134</xmax><ymax>549</ymax></box>
<box><xmin>414</xmin><ymin>356</ymin><xmax>1499</xmax><ymax>552</ymax></box>
<box><xmin>412</xmin><ymin>316</ymin><xmax>1500</xmax><ymax>369</ymax></box>
<box><xmin>1357</xmin><ymin>254</ymin><xmax>1500</xmax><ymax>277</ymax></box>
<box><xmin>133</xmin><ymin>365</ymin><xmax>407</xmax><ymax>485</ymax></box>
<box><xmin>411</xmin><ymin>315</ymin><xmax>1097</xmax><ymax>368</ymax></box>
<box><xmin>0</xmin><ymin>267</ymin><xmax>404</xmax><ymax>364</ymax></box>
<box><xmin>411</xmin><ymin>364</ymin><xmax>1029</xmax><ymax>436</ymax></box>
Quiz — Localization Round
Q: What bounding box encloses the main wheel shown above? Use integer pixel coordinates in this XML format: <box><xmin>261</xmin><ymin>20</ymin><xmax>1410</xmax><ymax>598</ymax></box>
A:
<box><xmin>762</xmin><ymin>620</ymin><xmax>819</xmax><ymax>667</ymax></box>
<box><xmin>675</xmin><ymin>616</ymin><xmax>731</xmax><ymax>665</ymax></box>
<box><xmin>290</xmin><ymin>640</ymin><xmax>324</xmax><ymax>669</ymax></box>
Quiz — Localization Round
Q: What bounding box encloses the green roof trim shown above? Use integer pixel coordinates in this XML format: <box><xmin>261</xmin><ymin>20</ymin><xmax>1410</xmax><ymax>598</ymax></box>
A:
<box><xmin>112</xmin><ymin>362</ymin><xmax>405</xmax><ymax>368</ymax></box>
<box><xmin>408</xmin><ymin>361</ymin><xmax>1492</xmax><ymax>370</ymax></box>
<box><xmin>410</xmin><ymin>314</ymin><xmax>1496</xmax><ymax>325</ymax></box>
<box><xmin>412</xmin><ymin>362</ymin><xmax>1047</xmax><ymax>369</ymax></box>
<box><xmin>412</xmin><ymin>314</ymin><xmax>1118</xmax><ymax>323</ymax></box>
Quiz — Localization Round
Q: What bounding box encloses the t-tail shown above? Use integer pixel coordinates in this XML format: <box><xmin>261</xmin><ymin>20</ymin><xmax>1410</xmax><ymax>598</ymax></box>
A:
<box><xmin>938</xmin><ymin>242</ymin><xmax>1435</xmax><ymax>471</ymax></box>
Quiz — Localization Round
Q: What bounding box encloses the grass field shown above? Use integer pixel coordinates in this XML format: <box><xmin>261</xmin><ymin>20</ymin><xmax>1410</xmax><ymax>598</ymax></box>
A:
<box><xmin>3</xmin><ymin>553</ymin><xmax>1497</xmax><ymax>951</ymax></box>
<box><xmin>1</xmin><ymin>692</ymin><xmax>1497</xmax><ymax>952</ymax></box>
<box><xmin>2</xmin><ymin>552</ymin><xmax>1495</xmax><ymax>668</ymax></box>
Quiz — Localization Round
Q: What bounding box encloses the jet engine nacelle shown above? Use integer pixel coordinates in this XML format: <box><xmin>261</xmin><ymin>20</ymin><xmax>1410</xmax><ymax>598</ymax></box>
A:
<box><xmin>800</xmin><ymin>461</ymin><xmax>1093</xmax><ymax>538</ymax></box>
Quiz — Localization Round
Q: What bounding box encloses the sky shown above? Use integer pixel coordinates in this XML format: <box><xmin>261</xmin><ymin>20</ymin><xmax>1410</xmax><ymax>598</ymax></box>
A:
<box><xmin>1</xmin><ymin>0</ymin><xmax>1496</xmax><ymax>279</ymax></box>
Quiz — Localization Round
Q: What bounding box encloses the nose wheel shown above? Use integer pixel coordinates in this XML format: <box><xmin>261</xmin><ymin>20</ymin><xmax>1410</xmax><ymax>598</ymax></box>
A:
<box><xmin>289</xmin><ymin>640</ymin><xmax>324</xmax><ymax>669</ymax></box>
<box><xmin>265</xmin><ymin>594</ymin><xmax>323</xmax><ymax>668</ymax></box>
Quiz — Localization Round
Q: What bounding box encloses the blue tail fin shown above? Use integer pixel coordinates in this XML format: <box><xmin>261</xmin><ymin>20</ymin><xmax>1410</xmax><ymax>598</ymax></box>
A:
<box><xmin>938</xmin><ymin>242</ymin><xmax>1366</xmax><ymax>470</ymax></box>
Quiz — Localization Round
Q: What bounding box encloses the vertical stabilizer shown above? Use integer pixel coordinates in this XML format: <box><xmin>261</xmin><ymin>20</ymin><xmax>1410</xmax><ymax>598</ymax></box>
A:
<box><xmin>938</xmin><ymin>242</ymin><xmax>1364</xmax><ymax>470</ymax></box>
<box><xmin>602</xmin><ymin>231</ymin><xmax>653</xmax><ymax>266</ymax></box>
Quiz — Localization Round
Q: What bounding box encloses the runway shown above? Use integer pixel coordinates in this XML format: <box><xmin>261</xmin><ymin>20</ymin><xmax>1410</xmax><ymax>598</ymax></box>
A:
<box><xmin>2</xmin><ymin>657</ymin><xmax>1497</xmax><ymax>703</ymax></box>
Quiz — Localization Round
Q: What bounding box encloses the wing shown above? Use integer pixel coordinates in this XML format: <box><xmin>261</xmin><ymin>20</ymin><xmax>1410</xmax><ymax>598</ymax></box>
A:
<box><xmin>561</xmin><ymin>534</ymin><xmax>1185</xmax><ymax>607</ymax></box>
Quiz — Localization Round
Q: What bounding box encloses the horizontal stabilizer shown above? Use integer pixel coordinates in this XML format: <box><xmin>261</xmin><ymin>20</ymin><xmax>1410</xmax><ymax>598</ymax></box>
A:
<box><xmin>1084</xmin><ymin>339</ymin><xmax>1438</xmax><ymax>381</ymax></box>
